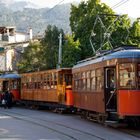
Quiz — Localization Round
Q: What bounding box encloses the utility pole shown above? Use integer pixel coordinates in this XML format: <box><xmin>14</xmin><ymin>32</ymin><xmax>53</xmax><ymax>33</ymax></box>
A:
<box><xmin>58</xmin><ymin>33</ymin><xmax>62</xmax><ymax>69</ymax></box>
<box><xmin>5</xmin><ymin>49</ymin><xmax>7</xmax><ymax>72</ymax></box>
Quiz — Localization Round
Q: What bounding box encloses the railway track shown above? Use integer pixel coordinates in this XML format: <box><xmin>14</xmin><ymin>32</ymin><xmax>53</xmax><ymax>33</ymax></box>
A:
<box><xmin>0</xmin><ymin>109</ymin><xmax>106</xmax><ymax>140</ymax></box>
<box><xmin>0</xmin><ymin>108</ymin><xmax>140</xmax><ymax>140</ymax></box>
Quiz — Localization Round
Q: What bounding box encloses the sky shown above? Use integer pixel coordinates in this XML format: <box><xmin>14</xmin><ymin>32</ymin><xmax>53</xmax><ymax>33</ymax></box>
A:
<box><xmin>15</xmin><ymin>0</ymin><xmax>140</xmax><ymax>18</ymax></box>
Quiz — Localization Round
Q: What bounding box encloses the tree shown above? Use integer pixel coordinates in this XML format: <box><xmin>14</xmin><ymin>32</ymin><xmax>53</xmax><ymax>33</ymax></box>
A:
<box><xmin>70</xmin><ymin>0</ymin><xmax>115</xmax><ymax>59</ymax></box>
<box><xmin>129</xmin><ymin>18</ymin><xmax>140</xmax><ymax>47</ymax></box>
<box><xmin>62</xmin><ymin>35</ymin><xmax>81</xmax><ymax>67</ymax></box>
<box><xmin>70</xmin><ymin>0</ymin><xmax>134</xmax><ymax>59</ymax></box>
<box><xmin>41</xmin><ymin>25</ymin><xmax>65</xmax><ymax>70</ymax></box>
<box><xmin>17</xmin><ymin>41</ymin><xmax>43</xmax><ymax>73</ymax></box>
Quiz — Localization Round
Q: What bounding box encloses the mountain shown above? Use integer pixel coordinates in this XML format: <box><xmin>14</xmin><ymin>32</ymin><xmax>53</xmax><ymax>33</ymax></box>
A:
<box><xmin>11</xmin><ymin>1</ymin><xmax>39</xmax><ymax>11</ymax></box>
<box><xmin>0</xmin><ymin>1</ymin><xmax>71</xmax><ymax>35</ymax></box>
<box><xmin>0</xmin><ymin>0</ymin><xmax>39</xmax><ymax>11</ymax></box>
<box><xmin>0</xmin><ymin>0</ymin><xmax>14</xmax><ymax>5</ymax></box>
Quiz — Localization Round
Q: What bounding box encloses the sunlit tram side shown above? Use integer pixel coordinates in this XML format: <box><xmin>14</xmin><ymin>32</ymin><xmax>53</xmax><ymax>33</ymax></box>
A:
<box><xmin>20</xmin><ymin>68</ymin><xmax>73</xmax><ymax>111</ymax></box>
<box><xmin>72</xmin><ymin>46</ymin><xmax>140</xmax><ymax>124</ymax></box>
<box><xmin>0</xmin><ymin>73</ymin><xmax>21</xmax><ymax>103</ymax></box>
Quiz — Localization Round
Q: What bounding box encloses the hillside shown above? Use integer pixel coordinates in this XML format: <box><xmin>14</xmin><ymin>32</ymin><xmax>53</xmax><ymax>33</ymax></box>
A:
<box><xmin>0</xmin><ymin>1</ymin><xmax>71</xmax><ymax>35</ymax></box>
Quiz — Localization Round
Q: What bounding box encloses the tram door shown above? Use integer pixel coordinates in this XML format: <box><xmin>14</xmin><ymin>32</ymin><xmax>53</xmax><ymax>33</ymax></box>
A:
<box><xmin>3</xmin><ymin>81</ymin><xmax>9</xmax><ymax>92</ymax></box>
<box><xmin>105</xmin><ymin>67</ymin><xmax>117</xmax><ymax>111</ymax></box>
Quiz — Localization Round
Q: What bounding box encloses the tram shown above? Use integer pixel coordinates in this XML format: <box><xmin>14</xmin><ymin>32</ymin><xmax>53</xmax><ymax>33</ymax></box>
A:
<box><xmin>0</xmin><ymin>73</ymin><xmax>21</xmax><ymax>102</ymax></box>
<box><xmin>20</xmin><ymin>68</ymin><xmax>73</xmax><ymax>111</ymax></box>
<box><xmin>72</xmin><ymin>46</ymin><xmax>140</xmax><ymax>123</ymax></box>
<box><xmin>0</xmin><ymin>46</ymin><xmax>139</xmax><ymax>125</ymax></box>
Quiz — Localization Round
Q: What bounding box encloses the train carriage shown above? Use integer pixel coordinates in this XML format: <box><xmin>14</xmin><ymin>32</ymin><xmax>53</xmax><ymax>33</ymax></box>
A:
<box><xmin>0</xmin><ymin>73</ymin><xmax>21</xmax><ymax>102</ymax></box>
<box><xmin>20</xmin><ymin>68</ymin><xmax>73</xmax><ymax>110</ymax></box>
<box><xmin>72</xmin><ymin>46</ymin><xmax>140</xmax><ymax>123</ymax></box>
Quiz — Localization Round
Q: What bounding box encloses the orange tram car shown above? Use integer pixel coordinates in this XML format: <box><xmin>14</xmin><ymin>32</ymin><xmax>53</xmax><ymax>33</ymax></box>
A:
<box><xmin>20</xmin><ymin>68</ymin><xmax>73</xmax><ymax>111</ymax></box>
<box><xmin>0</xmin><ymin>46</ymin><xmax>140</xmax><ymax>125</ymax></box>
<box><xmin>72</xmin><ymin>46</ymin><xmax>140</xmax><ymax>124</ymax></box>
<box><xmin>0</xmin><ymin>73</ymin><xmax>20</xmax><ymax>103</ymax></box>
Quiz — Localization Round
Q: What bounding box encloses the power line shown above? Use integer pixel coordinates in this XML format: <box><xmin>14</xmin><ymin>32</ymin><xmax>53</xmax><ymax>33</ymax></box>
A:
<box><xmin>111</xmin><ymin>0</ymin><xmax>130</xmax><ymax>9</ymax></box>
<box><xmin>46</xmin><ymin>0</ymin><xmax>65</xmax><ymax>13</ymax></box>
<box><xmin>31</xmin><ymin>0</ymin><xmax>66</xmax><ymax>33</ymax></box>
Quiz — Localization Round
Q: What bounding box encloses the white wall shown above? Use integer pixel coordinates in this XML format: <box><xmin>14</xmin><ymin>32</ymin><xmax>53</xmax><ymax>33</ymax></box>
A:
<box><xmin>0</xmin><ymin>54</ymin><xmax>6</xmax><ymax>71</ymax></box>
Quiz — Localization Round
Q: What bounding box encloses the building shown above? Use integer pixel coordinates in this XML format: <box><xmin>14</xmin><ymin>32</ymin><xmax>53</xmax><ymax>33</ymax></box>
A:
<box><xmin>0</xmin><ymin>26</ymin><xmax>33</xmax><ymax>72</ymax></box>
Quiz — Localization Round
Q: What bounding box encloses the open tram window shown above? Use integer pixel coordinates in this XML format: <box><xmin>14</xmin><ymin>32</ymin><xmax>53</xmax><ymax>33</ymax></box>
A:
<box><xmin>12</xmin><ymin>80</ymin><xmax>20</xmax><ymax>89</ymax></box>
<box><xmin>87</xmin><ymin>71</ymin><xmax>90</xmax><ymax>91</ymax></box>
<box><xmin>78</xmin><ymin>73</ymin><xmax>82</xmax><ymax>90</ymax></box>
<box><xmin>53</xmin><ymin>73</ymin><xmax>57</xmax><ymax>89</ymax></box>
<box><xmin>119</xmin><ymin>63</ymin><xmax>135</xmax><ymax>88</ymax></box>
<box><xmin>106</xmin><ymin>68</ymin><xmax>116</xmax><ymax>88</ymax></box>
<box><xmin>137</xmin><ymin>64</ymin><xmax>140</xmax><ymax>88</ymax></box>
<box><xmin>96</xmin><ymin>69</ymin><xmax>102</xmax><ymax>91</ymax></box>
<box><xmin>43</xmin><ymin>74</ymin><xmax>47</xmax><ymax>89</ymax></box>
<box><xmin>65</xmin><ymin>74</ymin><xmax>72</xmax><ymax>86</ymax></box>
<box><xmin>82</xmin><ymin>72</ymin><xmax>86</xmax><ymax>91</ymax></box>
<box><xmin>58</xmin><ymin>73</ymin><xmax>63</xmax><ymax>85</ymax></box>
<box><xmin>73</xmin><ymin>73</ymin><xmax>78</xmax><ymax>90</ymax></box>
<box><xmin>91</xmin><ymin>70</ymin><xmax>96</xmax><ymax>91</ymax></box>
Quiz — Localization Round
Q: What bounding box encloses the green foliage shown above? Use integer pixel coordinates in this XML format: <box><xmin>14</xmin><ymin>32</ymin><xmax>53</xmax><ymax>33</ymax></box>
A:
<box><xmin>17</xmin><ymin>42</ymin><xmax>43</xmax><ymax>73</ymax></box>
<box><xmin>129</xmin><ymin>18</ymin><xmax>140</xmax><ymax>47</ymax></box>
<box><xmin>70</xmin><ymin>0</ymin><xmax>115</xmax><ymax>59</ymax></box>
<box><xmin>18</xmin><ymin>25</ymin><xmax>81</xmax><ymax>73</ymax></box>
<box><xmin>62</xmin><ymin>35</ymin><xmax>81</xmax><ymax>67</ymax></box>
<box><xmin>17</xmin><ymin>1</ymin><xmax>140</xmax><ymax>73</ymax></box>
<box><xmin>41</xmin><ymin>25</ymin><xmax>65</xmax><ymax>70</ymax></box>
<box><xmin>70</xmin><ymin>0</ymin><xmax>139</xmax><ymax>59</ymax></box>
<box><xmin>111</xmin><ymin>15</ymin><xmax>131</xmax><ymax>47</ymax></box>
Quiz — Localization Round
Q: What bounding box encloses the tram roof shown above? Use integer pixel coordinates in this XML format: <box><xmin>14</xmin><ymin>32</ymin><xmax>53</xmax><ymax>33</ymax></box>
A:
<box><xmin>73</xmin><ymin>49</ymin><xmax>140</xmax><ymax>68</ymax></box>
<box><xmin>0</xmin><ymin>73</ymin><xmax>21</xmax><ymax>79</ymax></box>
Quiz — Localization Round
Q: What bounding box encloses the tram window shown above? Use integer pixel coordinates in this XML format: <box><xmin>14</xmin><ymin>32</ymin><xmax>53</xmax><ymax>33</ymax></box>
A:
<box><xmin>54</xmin><ymin>81</ymin><xmax>57</xmax><ymax>89</ymax></box>
<box><xmin>47</xmin><ymin>74</ymin><xmax>50</xmax><ymax>81</ymax></box>
<box><xmin>106</xmin><ymin>69</ymin><xmax>115</xmax><ymax>88</ymax></box>
<box><xmin>137</xmin><ymin>64</ymin><xmax>140</xmax><ymax>88</ymax></box>
<box><xmin>53</xmin><ymin>73</ymin><xmax>57</xmax><ymax>89</ymax></box>
<box><xmin>119</xmin><ymin>63</ymin><xmax>135</xmax><ymax>88</ymax></box>
<box><xmin>75</xmin><ymin>80</ymin><xmax>78</xmax><ymax>90</ymax></box>
<box><xmin>58</xmin><ymin>74</ymin><xmax>63</xmax><ymax>85</ymax></box>
<box><xmin>87</xmin><ymin>71</ymin><xmax>90</xmax><ymax>91</ymax></box>
<box><xmin>65</xmin><ymin>74</ymin><xmax>72</xmax><ymax>85</ymax></box>
<box><xmin>22</xmin><ymin>83</ymin><xmax>26</xmax><ymax>89</ymax></box>
<box><xmin>91</xmin><ymin>70</ymin><xmax>96</xmax><ymax>91</ymax></box>
<box><xmin>78</xmin><ymin>79</ymin><xmax>82</xmax><ymax>90</ymax></box>
<box><xmin>31</xmin><ymin>82</ymin><xmax>35</xmax><ymax>89</ymax></box>
<box><xmin>96</xmin><ymin>69</ymin><xmax>102</xmax><ymax>91</ymax></box>
<box><xmin>82</xmin><ymin>79</ymin><xmax>86</xmax><ymax>90</ymax></box>
<box><xmin>50</xmin><ymin>73</ymin><xmax>53</xmax><ymax>89</ymax></box>
<box><xmin>73</xmin><ymin>74</ymin><xmax>78</xmax><ymax>90</ymax></box>
<box><xmin>35</xmin><ymin>82</ymin><xmax>38</xmax><ymax>89</ymax></box>
<box><xmin>43</xmin><ymin>82</ymin><xmax>47</xmax><ymax>89</ymax></box>
<box><xmin>81</xmin><ymin>72</ymin><xmax>86</xmax><ymax>90</ymax></box>
<box><xmin>47</xmin><ymin>81</ymin><xmax>51</xmax><ymax>89</ymax></box>
<box><xmin>44</xmin><ymin>74</ymin><xmax>47</xmax><ymax>81</ymax></box>
<box><xmin>38</xmin><ymin>82</ymin><xmax>41</xmax><ymax>89</ymax></box>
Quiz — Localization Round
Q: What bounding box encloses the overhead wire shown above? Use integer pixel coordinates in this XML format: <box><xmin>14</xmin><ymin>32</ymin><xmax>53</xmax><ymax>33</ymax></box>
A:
<box><xmin>111</xmin><ymin>0</ymin><xmax>130</xmax><ymax>10</ymax></box>
<box><xmin>45</xmin><ymin>0</ymin><xmax>65</xmax><ymax>13</ymax></box>
<box><xmin>33</xmin><ymin>0</ymin><xmax>66</xmax><ymax>23</ymax></box>
<box><xmin>90</xmin><ymin>0</ymin><xmax>130</xmax><ymax>53</ymax></box>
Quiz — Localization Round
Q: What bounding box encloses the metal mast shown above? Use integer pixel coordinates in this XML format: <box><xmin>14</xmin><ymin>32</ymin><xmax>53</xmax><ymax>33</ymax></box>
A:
<box><xmin>58</xmin><ymin>33</ymin><xmax>62</xmax><ymax>68</ymax></box>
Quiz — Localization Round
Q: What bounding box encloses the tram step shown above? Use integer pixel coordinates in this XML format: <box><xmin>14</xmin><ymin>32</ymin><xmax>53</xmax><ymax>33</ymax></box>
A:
<box><xmin>105</xmin><ymin>120</ymin><xmax>127</xmax><ymax>128</ymax></box>
<box><xmin>108</xmin><ymin>111</ymin><xmax>118</xmax><ymax>121</ymax></box>
<box><xmin>106</xmin><ymin>109</ymin><xmax>116</xmax><ymax>112</ymax></box>
<box><xmin>105</xmin><ymin>120</ymin><xmax>118</xmax><ymax>124</ymax></box>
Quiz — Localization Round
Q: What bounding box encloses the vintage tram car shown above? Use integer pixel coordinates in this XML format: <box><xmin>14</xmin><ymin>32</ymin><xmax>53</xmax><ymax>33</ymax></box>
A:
<box><xmin>20</xmin><ymin>68</ymin><xmax>73</xmax><ymax>111</ymax></box>
<box><xmin>72</xmin><ymin>46</ymin><xmax>140</xmax><ymax>123</ymax></box>
<box><xmin>0</xmin><ymin>73</ymin><xmax>21</xmax><ymax>102</ymax></box>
